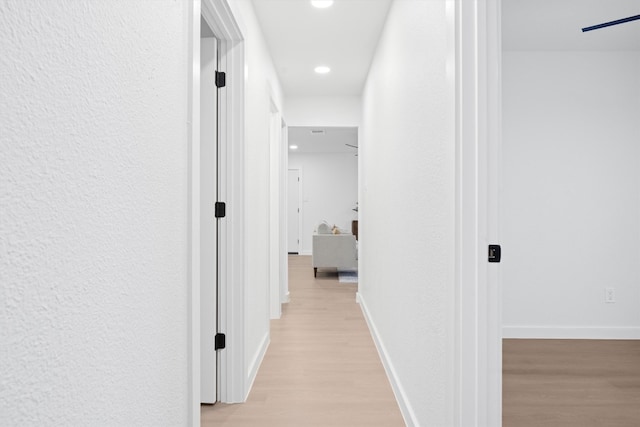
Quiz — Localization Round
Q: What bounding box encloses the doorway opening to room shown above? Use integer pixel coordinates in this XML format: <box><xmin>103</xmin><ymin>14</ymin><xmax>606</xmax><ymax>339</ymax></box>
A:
<box><xmin>499</xmin><ymin>2</ymin><xmax>640</xmax><ymax>425</ymax></box>
<box><xmin>286</xmin><ymin>126</ymin><xmax>359</xmax><ymax>279</ymax></box>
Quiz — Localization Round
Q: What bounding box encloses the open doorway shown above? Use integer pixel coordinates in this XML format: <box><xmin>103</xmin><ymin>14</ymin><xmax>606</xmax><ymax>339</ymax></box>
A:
<box><xmin>500</xmin><ymin>1</ymin><xmax>640</xmax><ymax>424</ymax></box>
<box><xmin>286</xmin><ymin>126</ymin><xmax>359</xmax><ymax>273</ymax></box>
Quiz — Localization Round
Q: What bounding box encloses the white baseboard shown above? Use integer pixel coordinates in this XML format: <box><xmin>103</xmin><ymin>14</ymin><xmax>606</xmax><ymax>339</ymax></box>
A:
<box><xmin>299</xmin><ymin>250</ymin><xmax>312</xmax><ymax>256</ymax></box>
<box><xmin>357</xmin><ymin>292</ymin><xmax>418</xmax><ymax>426</ymax></box>
<box><xmin>503</xmin><ymin>326</ymin><xmax>640</xmax><ymax>340</ymax></box>
<box><xmin>245</xmin><ymin>332</ymin><xmax>270</xmax><ymax>400</ymax></box>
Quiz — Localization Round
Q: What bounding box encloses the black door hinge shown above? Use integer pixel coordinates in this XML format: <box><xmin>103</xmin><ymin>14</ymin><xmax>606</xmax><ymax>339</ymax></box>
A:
<box><xmin>215</xmin><ymin>333</ymin><xmax>226</xmax><ymax>350</ymax></box>
<box><xmin>488</xmin><ymin>244</ymin><xmax>501</xmax><ymax>263</ymax></box>
<box><xmin>215</xmin><ymin>71</ymin><xmax>226</xmax><ymax>88</ymax></box>
<box><xmin>215</xmin><ymin>202</ymin><xmax>226</xmax><ymax>218</ymax></box>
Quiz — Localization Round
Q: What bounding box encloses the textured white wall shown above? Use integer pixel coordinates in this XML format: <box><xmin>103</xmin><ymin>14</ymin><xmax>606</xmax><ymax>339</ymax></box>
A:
<box><xmin>229</xmin><ymin>0</ymin><xmax>284</xmax><ymax>386</ymax></box>
<box><xmin>359</xmin><ymin>1</ymin><xmax>455</xmax><ymax>425</ymax></box>
<box><xmin>0</xmin><ymin>1</ymin><xmax>190</xmax><ymax>425</ymax></box>
<box><xmin>288</xmin><ymin>153</ymin><xmax>358</xmax><ymax>255</ymax></box>
<box><xmin>502</xmin><ymin>51</ymin><xmax>640</xmax><ymax>338</ymax></box>
<box><xmin>285</xmin><ymin>96</ymin><xmax>361</xmax><ymax>127</ymax></box>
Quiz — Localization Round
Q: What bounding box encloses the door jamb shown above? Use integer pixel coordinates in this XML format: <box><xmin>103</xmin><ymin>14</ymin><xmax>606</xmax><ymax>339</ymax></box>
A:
<box><xmin>189</xmin><ymin>0</ymin><xmax>245</xmax><ymax>424</ymax></box>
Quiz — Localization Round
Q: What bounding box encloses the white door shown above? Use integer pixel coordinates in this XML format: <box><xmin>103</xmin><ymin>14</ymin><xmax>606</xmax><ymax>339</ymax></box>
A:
<box><xmin>287</xmin><ymin>169</ymin><xmax>300</xmax><ymax>253</ymax></box>
<box><xmin>200</xmin><ymin>33</ymin><xmax>218</xmax><ymax>404</ymax></box>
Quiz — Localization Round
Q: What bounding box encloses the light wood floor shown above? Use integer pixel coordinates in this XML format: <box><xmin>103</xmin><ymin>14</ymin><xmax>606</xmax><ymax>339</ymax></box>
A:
<box><xmin>201</xmin><ymin>255</ymin><xmax>405</xmax><ymax>426</ymax></box>
<box><xmin>503</xmin><ymin>339</ymin><xmax>640</xmax><ymax>426</ymax></box>
<box><xmin>202</xmin><ymin>256</ymin><xmax>640</xmax><ymax>426</ymax></box>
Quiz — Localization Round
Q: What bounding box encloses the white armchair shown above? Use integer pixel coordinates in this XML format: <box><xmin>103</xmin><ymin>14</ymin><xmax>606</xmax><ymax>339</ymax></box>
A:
<box><xmin>312</xmin><ymin>234</ymin><xmax>357</xmax><ymax>277</ymax></box>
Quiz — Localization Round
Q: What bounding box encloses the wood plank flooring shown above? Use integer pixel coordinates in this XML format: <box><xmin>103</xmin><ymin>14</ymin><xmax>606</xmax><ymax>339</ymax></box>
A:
<box><xmin>503</xmin><ymin>339</ymin><xmax>640</xmax><ymax>427</ymax></box>
<box><xmin>201</xmin><ymin>255</ymin><xmax>405</xmax><ymax>426</ymax></box>
<box><xmin>202</xmin><ymin>256</ymin><xmax>640</xmax><ymax>426</ymax></box>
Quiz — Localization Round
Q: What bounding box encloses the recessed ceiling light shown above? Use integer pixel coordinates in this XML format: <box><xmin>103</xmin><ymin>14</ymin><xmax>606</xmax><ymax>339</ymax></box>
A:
<box><xmin>311</xmin><ymin>0</ymin><xmax>334</xmax><ymax>8</ymax></box>
<box><xmin>314</xmin><ymin>66</ymin><xmax>331</xmax><ymax>74</ymax></box>
<box><xmin>289</xmin><ymin>145</ymin><xmax>299</xmax><ymax>150</ymax></box>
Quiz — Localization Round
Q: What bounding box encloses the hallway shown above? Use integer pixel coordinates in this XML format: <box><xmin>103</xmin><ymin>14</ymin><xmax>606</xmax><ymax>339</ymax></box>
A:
<box><xmin>201</xmin><ymin>255</ymin><xmax>404</xmax><ymax>426</ymax></box>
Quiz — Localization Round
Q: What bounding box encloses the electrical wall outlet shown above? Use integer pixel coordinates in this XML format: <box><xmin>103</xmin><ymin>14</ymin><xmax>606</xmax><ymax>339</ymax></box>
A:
<box><xmin>605</xmin><ymin>287</ymin><xmax>616</xmax><ymax>303</ymax></box>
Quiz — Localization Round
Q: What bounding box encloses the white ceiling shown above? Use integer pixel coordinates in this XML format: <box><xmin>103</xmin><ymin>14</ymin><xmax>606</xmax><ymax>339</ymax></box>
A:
<box><xmin>251</xmin><ymin>0</ymin><xmax>392</xmax><ymax>96</ymax></box>
<box><xmin>251</xmin><ymin>0</ymin><xmax>640</xmax><ymax>95</ymax></box>
<box><xmin>253</xmin><ymin>0</ymin><xmax>639</xmax><ymax>154</ymax></box>
<box><xmin>288</xmin><ymin>126</ymin><xmax>358</xmax><ymax>154</ymax></box>
<box><xmin>503</xmin><ymin>0</ymin><xmax>640</xmax><ymax>51</ymax></box>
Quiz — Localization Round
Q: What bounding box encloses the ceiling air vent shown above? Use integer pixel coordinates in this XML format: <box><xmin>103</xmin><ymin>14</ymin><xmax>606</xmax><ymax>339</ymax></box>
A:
<box><xmin>310</xmin><ymin>129</ymin><xmax>325</xmax><ymax>135</ymax></box>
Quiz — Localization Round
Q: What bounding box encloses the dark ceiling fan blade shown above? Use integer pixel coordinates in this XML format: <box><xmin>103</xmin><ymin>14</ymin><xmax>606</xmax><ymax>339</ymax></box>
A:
<box><xmin>582</xmin><ymin>14</ymin><xmax>640</xmax><ymax>32</ymax></box>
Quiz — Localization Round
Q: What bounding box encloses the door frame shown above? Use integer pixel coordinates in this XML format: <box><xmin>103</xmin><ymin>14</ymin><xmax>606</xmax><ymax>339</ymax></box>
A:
<box><xmin>455</xmin><ymin>0</ymin><xmax>502</xmax><ymax>425</ymax></box>
<box><xmin>189</xmin><ymin>0</ymin><xmax>245</xmax><ymax>424</ymax></box>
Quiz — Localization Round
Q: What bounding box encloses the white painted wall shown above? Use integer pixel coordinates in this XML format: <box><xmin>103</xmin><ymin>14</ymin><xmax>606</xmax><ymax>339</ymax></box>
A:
<box><xmin>228</xmin><ymin>0</ymin><xmax>285</xmax><ymax>391</ymax></box>
<box><xmin>288</xmin><ymin>153</ymin><xmax>358</xmax><ymax>255</ymax></box>
<box><xmin>0</xmin><ymin>1</ymin><xmax>190</xmax><ymax>425</ymax></box>
<box><xmin>358</xmin><ymin>1</ymin><xmax>455</xmax><ymax>425</ymax></box>
<box><xmin>502</xmin><ymin>51</ymin><xmax>640</xmax><ymax>338</ymax></box>
<box><xmin>285</xmin><ymin>95</ymin><xmax>361</xmax><ymax>127</ymax></box>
